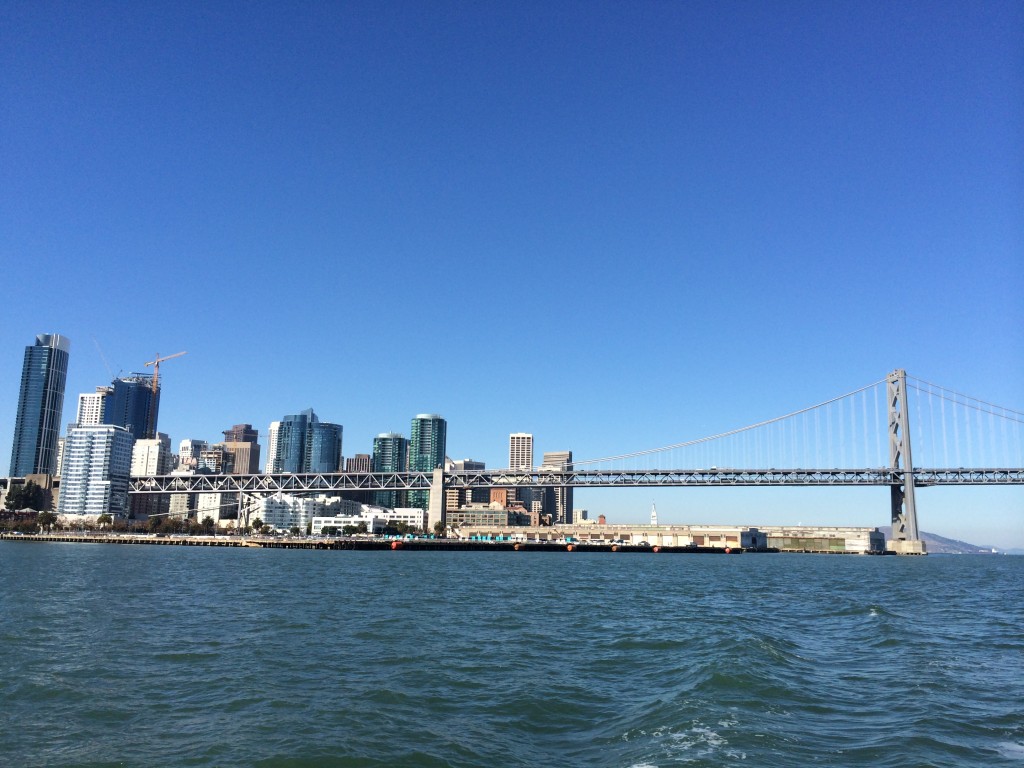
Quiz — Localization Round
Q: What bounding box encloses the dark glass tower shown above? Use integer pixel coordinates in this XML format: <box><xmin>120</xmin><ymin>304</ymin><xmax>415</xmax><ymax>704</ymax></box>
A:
<box><xmin>274</xmin><ymin>409</ymin><xmax>313</xmax><ymax>473</ymax></box>
<box><xmin>307</xmin><ymin>422</ymin><xmax>343</xmax><ymax>473</ymax></box>
<box><xmin>372</xmin><ymin>432</ymin><xmax>408</xmax><ymax>509</ymax></box>
<box><xmin>10</xmin><ymin>334</ymin><xmax>70</xmax><ymax>476</ymax></box>
<box><xmin>102</xmin><ymin>374</ymin><xmax>158</xmax><ymax>442</ymax></box>
<box><xmin>408</xmin><ymin>414</ymin><xmax>446</xmax><ymax>509</ymax></box>
<box><xmin>269</xmin><ymin>409</ymin><xmax>343</xmax><ymax>473</ymax></box>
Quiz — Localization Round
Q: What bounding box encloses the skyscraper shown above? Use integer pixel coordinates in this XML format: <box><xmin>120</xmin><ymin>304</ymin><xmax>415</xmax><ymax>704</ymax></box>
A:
<box><xmin>307</xmin><ymin>421</ymin><xmax>343</xmax><ymax>473</ymax></box>
<box><xmin>10</xmin><ymin>333</ymin><xmax>70</xmax><ymax>477</ymax></box>
<box><xmin>509</xmin><ymin>433</ymin><xmax>533</xmax><ymax>470</ymax></box>
<box><xmin>130</xmin><ymin>433</ymin><xmax>173</xmax><ymax>519</ymax></box>
<box><xmin>76</xmin><ymin>386</ymin><xmax>113</xmax><ymax>426</ymax></box>
<box><xmin>453</xmin><ymin>458</ymin><xmax>488</xmax><ymax>503</ymax></box>
<box><xmin>541</xmin><ymin>450</ymin><xmax>574</xmax><ymax>524</ymax></box>
<box><xmin>372</xmin><ymin>432</ymin><xmax>408</xmax><ymax>509</ymax></box>
<box><xmin>408</xmin><ymin>414</ymin><xmax>446</xmax><ymax>509</ymax></box>
<box><xmin>220</xmin><ymin>424</ymin><xmax>261</xmax><ymax>474</ymax></box>
<box><xmin>265</xmin><ymin>422</ymin><xmax>280</xmax><ymax>472</ymax></box>
<box><xmin>102</xmin><ymin>374</ymin><xmax>158</xmax><ymax>442</ymax></box>
<box><xmin>269</xmin><ymin>410</ymin><xmax>315</xmax><ymax>473</ymax></box>
<box><xmin>177</xmin><ymin>438</ymin><xmax>208</xmax><ymax>470</ymax></box>
<box><xmin>58</xmin><ymin>424</ymin><xmax>133</xmax><ymax>516</ymax></box>
<box><xmin>345</xmin><ymin>454</ymin><xmax>371</xmax><ymax>472</ymax></box>
<box><xmin>222</xmin><ymin>424</ymin><xmax>259</xmax><ymax>443</ymax></box>
<box><xmin>266</xmin><ymin>409</ymin><xmax>343</xmax><ymax>473</ymax></box>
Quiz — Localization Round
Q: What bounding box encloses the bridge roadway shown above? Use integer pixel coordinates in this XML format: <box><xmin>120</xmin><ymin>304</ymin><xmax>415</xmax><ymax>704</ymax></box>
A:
<box><xmin>126</xmin><ymin>467</ymin><xmax>1024</xmax><ymax>494</ymax></box>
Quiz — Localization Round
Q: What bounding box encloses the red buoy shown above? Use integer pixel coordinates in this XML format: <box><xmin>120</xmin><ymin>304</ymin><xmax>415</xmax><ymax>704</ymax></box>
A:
<box><xmin>391</xmin><ymin>541</ymin><xmax>400</xmax><ymax>550</ymax></box>
<box><xmin>724</xmin><ymin>547</ymin><xmax>731</xmax><ymax>554</ymax></box>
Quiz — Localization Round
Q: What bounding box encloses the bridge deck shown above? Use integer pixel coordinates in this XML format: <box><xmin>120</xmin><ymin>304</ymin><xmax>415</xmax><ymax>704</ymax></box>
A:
<box><xmin>124</xmin><ymin>468</ymin><xmax>1024</xmax><ymax>493</ymax></box>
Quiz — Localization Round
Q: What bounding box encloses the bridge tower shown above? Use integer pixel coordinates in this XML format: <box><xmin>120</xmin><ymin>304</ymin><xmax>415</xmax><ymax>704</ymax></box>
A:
<box><xmin>427</xmin><ymin>467</ymin><xmax>445</xmax><ymax>535</ymax></box>
<box><xmin>886</xmin><ymin>369</ymin><xmax>926</xmax><ymax>554</ymax></box>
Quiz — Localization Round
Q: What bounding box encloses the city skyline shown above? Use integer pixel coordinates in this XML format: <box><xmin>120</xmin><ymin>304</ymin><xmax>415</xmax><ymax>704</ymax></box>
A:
<box><xmin>1</xmin><ymin>3</ymin><xmax>1021</xmax><ymax>545</ymax></box>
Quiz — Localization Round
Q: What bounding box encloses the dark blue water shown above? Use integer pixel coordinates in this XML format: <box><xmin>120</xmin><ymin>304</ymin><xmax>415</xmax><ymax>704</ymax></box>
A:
<box><xmin>1</xmin><ymin>542</ymin><xmax>1022</xmax><ymax>767</ymax></box>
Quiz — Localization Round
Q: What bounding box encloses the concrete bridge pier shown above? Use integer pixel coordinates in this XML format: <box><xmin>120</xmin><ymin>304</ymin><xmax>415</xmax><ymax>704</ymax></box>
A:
<box><xmin>427</xmin><ymin>468</ymin><xmax>445</xmax><ymax>534</ymax></box>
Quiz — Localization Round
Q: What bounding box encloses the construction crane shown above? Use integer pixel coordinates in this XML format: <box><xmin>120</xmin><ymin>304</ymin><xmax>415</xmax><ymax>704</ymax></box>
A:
<box><xmin>143</xmin><ymin>351</ymin><xmax>186</xmax><ymax>439</ymax></box>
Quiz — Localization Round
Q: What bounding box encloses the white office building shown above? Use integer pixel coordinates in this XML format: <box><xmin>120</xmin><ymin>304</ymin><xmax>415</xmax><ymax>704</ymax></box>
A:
<box><xmin>58</xmin><ymin>424</ymin><xmax>134</xmax><ymax>516</ymax></box>
<box><xmin>76</xmin><ymin>386</ymin><xmax>113</xmax><ymax>426</ymax></box>
<box><xmin>311</xmin><ymin>505</ymin><xmax>428</xmax><ymax>535</ymax></box>
<box><xmin>259</xmin><ymin>492</ymin><xmax>321</xmax><ymax>533</ymax></box>
<box><xmin>509</xmin><ymin>433</ymin><xmax>533</xmax><ymax>470</ymax></box>
<box><xmin>130</xmin><ymin>434</ymin><xmax>173</xmax><ymax>519</ymax></box>
<box><xmin>177</xmin><ymin>439</ymin><xmax>208</xmax><ymax>470</ymax></box>
<box><xmin>264</xmin><ymin>422</ymin><xmax>280</xmax><ymax>473</ymax></box>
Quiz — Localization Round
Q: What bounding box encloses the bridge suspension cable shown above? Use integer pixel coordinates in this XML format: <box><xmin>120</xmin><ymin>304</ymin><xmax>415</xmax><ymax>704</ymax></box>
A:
<box><xmin>570</xmin><ymin>373</ymin><xmax>1023</xmax><ymax>472</ymax></box>
<box><xmin>573</xmin><ymin>378</ymin><xmax>888</xmax><ymax>469</ymax></box>
<box><xmin>906</xmin><ymin>375</ymin><xmax>1024</xmax><ymax>470</ymax></box>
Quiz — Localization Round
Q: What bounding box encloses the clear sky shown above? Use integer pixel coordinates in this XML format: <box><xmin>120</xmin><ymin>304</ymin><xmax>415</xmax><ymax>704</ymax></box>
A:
<box><xmin>2</xmin><ymin>1</ymin><xmax>1021</xmax><ymax>546</ymax></box>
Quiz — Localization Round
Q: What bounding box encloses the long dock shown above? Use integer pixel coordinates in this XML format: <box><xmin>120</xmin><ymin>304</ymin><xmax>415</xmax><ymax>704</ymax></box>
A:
<box><xmin>0</xmin><ymin>532</ymin><xmax>766</xmax><ymax>553</ymax></box>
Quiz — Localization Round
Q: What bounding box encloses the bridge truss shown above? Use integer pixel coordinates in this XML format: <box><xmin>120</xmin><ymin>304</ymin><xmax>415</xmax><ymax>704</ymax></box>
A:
<box><xmin>128</xmin><ymin>467</ymin><xmax>1024</xmax><ymax>495</ymax></box>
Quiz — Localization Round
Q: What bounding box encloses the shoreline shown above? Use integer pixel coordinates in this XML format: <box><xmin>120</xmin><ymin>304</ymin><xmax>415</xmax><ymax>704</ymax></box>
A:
<box><xmin>0</xmin><ymin>532</ymin><xmax>779</xmax><ymax>554</ymax></box>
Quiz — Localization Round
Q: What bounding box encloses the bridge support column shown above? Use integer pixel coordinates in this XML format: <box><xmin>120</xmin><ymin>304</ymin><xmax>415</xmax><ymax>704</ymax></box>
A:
<box><xmin>427</xmin><ymin>468</ymin><xmax>445</xmax><ymax>535</ymax></box>
<box><xmin>887</xmin><ymin>369</ymin><xmax>926</xmax><ymax>554</ymax></box>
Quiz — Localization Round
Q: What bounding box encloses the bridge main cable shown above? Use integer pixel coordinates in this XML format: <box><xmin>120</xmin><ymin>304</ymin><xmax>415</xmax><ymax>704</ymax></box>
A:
<box><xmin>572</xmin><ymin>378</ymin><xmax>889</xmax><ymax>467</ymax></box>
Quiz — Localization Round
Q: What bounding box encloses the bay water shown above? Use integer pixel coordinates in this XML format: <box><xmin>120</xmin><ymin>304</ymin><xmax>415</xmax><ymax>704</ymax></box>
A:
<box><xmin>1</xmin><ymin>541</ymin><xmax>1022</xmax><ymax>767</ymax></box>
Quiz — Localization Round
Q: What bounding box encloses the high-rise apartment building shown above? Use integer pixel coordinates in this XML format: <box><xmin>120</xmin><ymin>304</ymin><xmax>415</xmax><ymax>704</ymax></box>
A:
<box><xmin>541</xmin><ymin>450</ymin><xmax>574</xmax><ymax>524</ymax></box>
<box><xmin>451</xmin><ymin>459</ymin><xmax>488</xmax><ymax>503</ymax></box>
<box><xmin>219</xmin><ymin>442</ymin><xmax>261</xmax><ymax>474</ymax></box>
<box><xmin>218</xmin><ymin>424</ymin><xmax>261</xmax><ymax>474</ymax></box>
<box><xmin>307</xmin><ymin>421</ymin><xmax>343</xmax><ymax>473</ymax></box>
<box><xmin>55</xmin><ymin>437</ymin><xmax>66</xmax><ymax>477</ymax></box>
<box><xmin>408</xmin><ymin>414</ymin><xmax>446</xmax><ymax>509</ymax></box>
<box><xmin>76</xmin><ymin>386</ymin><xmax>113</xmax><ymax>426</ymax></box>
<box><xmin>265</xmin><ymin>422</ymin><xmax>280</xmax><ymax>472</ymax></box>
<box><xmin>131</xmin><ymin>434</ymin><xmax>173</xmax><ymax>476</ymax></box>
<box><xmin>103</xmin><ymin>374</ymin><xmax>158</xmax><ymax>442</ymax></box>
<box><xmin>345</xmin><ymin>454</ymin><xmax>371</xmax><ymax>472</ymax></box>
<box><xmin>509</xmin><ymin>433</ymin><xmax>533</xmax><ymax>470</ymax></box>
<box><xmin>372</xmin><ymin>432</ymin><xmax>408</xmax><ymax>509</ymax></box>
<box><xmin>130</xmin><ymin>433</ymin><xmax>173</xmax><ymax>518</ymax></box>
<box><xmin>222</xmin><ymin>424</ymin><xmax>258</xmax><ymax>443</ymax></box>
<box><xmin>270</xmin><ymin>410</ymin><xmax>313</xmax><ymax>472</ymax></box>
<box><xmin>266</xmin><ymin>409</ymin><xmax>343</xmax><ymax>473</ymax></box>
<box><xmin>199</xmin><ymin>447</ymin><xmax>226</xmax><ymax>473</ymax></box>
<box><xmin>58</xmin><ymin>424</ymin><xmax>133</xmax><ymax>516</ymax></box>
<box><xmin>177</xmin><ymin>439</ymin><xmax>208</xmax><ymax>470</ymax></box>
<box><xmin>10</xmin><ymin>333</ymin><xmax>70</xmax><ymax>477</ymax></box>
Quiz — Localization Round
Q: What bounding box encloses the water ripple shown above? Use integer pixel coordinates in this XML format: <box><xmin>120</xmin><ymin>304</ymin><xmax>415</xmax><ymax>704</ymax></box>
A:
<box><xmin>1</xmin><ymin>544</ymin><xmax>1022</xmax><ymax>767</ymax></box>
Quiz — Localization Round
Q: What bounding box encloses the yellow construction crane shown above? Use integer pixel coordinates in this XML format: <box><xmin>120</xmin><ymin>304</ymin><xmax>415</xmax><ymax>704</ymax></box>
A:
<box><xmin>143</xmin><ymin>351</ymin><xmax>186</xmax><ymax>439</ymax></box>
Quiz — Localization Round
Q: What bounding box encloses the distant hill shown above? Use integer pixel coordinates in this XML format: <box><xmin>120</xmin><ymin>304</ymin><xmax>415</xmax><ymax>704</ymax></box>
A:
<box><xmin>879</xmin><ymin>527</ymin><xmax>998</xmax><ymax>554</ymax></box>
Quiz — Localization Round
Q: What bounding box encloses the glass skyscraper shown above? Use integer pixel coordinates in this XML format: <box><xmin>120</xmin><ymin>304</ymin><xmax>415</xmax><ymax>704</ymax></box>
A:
<box><xmin>408</xmin><ymin>414</ymin><xmax>446</xmax><ymax>510</ymax></box>
<box><xmin>267</xmin><ymin>409</ymin><xmax>343</xmax><ymax>473</ymax></box>
<box><xmin>307</xmin><ymin>421</ymin><xmax>343</xmax><ymax>473</ymax></box>
<box><xmin>372</xmin><ymin>432</ymin><xmax>408</xmax><ymax>509</ymax></box>
<box><xmin>102</xmin><ymin>374</ymin><xmax>158</xmax><ymax>442</ymax></box>
<box><xmin>10</xmin><ymin>333</ymin><xmax>70</xmax><ymax>476</ymax></box>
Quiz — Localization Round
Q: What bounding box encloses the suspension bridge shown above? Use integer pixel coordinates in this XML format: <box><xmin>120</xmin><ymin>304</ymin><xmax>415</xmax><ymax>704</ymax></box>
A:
<box><xmin>128</xmin><ymin>370</ymin><xmax>1023</xmax><ymax>553</ymax></box>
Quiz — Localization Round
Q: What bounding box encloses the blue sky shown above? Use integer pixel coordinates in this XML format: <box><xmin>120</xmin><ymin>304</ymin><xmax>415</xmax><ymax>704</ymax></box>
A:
<box><xmin>2</xmin><ymin>1</ymin><xmax>1021</xmax><ymax>546</ymax></box>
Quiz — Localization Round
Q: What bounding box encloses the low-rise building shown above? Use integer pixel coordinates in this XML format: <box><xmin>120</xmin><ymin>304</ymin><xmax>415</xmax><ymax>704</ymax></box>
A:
<box><xmin>447</xmin><ymin>502</ymin><xmax>531</xmax><ymax>529</ymax></box>
<box><xmin>756</xmin><ymin>525</ymin><xmax>885</xmax><ymax>553</ymax></box>
<box><xmin>310</xmin><ymin>504</ymin><xmax>427</xmax><ymax>535</ymax></box>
